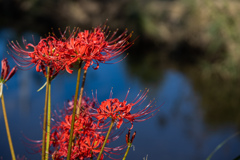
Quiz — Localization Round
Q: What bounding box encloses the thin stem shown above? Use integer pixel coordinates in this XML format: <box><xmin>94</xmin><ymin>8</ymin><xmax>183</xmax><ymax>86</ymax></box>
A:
<box><xmin>41</xmin><ymin>67</ymin><xmax>50</xmax><ymax>160</ymax></box>
<box><xmin>122</xmin><ymin>143</ymin><xmax>131</xmax><ymax>160</ymax></box>
<box><xmin>90</xmin><ymin>151</ymin><xmax>93</xmax><ymax>160</ymax></box>
<box><xmin>206</xmin><ymin>131</ymin><xmax>240</xmax><ymax>160</ymax></box>
<box><xmin>1</xmin><ymin>94</ymin><xmax>16</xmax><ymax>160</ymax></box>
<box><xmin>67</xmin><ymin>61</ymin><xmax>82</xmax><ymax>160</ymax></box>
<box><xmin>97</xmin><ymin>119</ymin><xmax>115</xmax><ymax>160</ymax></box>
<box><xmin>76</xmin><ymin>69</ymin><xmax>87</xmax><ymax>115</ymax></box>
<box><xmin>45</xmin><ymin>81</ymin><xmax>51</xmax><ymax>160</ymax></box>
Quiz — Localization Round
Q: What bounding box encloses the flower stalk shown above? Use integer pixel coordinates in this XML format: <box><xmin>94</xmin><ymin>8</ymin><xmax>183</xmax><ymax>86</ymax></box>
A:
<box><xmin>97</xmin><ymin>119</ymin><xmax>115</xmax><ymax>160</ymax></box>
<box><xmin>67</xmin><ymin>61</ymin><xmax>82</xmax><ymax>160</ymax></box>
<box><xmin>41</xmin><ymin>67</ymin><xmax>50</xmax><ymax>160</ymax></box>
<box><xmin>76</xmin><ymin>69</ymin><xmax>87</xmax><ymax>115</ymax></box>
<box><xmin>122</xmin><ymin>144</ymin><xmax>131</xmax><ymax>160</ymax></box>
<box><xmin>45</xmin><ymin>81</ymin><xmax>51</xmax><ymax>160</ymax></box>
<box><xmin>1</xmin><ymin>93</ymin><xmax>16</xmax><ymax>160</ymax></box>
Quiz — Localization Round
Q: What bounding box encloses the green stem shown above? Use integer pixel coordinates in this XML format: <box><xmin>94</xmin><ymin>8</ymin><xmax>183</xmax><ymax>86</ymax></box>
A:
<box><xmin>76</xmin><ymin>69</ymin><xmax>87</xmax><ymax>115</ymax></box>
<box><xmin>1</xmin><ymin>94</ymin><xmax>16</xmax><ymax>160</ymax></box>
<box><xmin>122</xmin><ymin>143</ymin><xmax>131</xmax><ymax>160</ymax></box>
<box><xmin>206</xmin><ymin>131</ymin><xmax>240</xmax><ymax>160</ymax></box>
<box><xmin>41</xmin><ymin>67</ymin><xmax>50</xmax><ymax>160</ymax></box>
<box><xmin>45</xmin><ymin>81</ymin><xmax>51</xmax><ymax>160</ymax></box>
<box><xmin>97</xmin><ymin>119</ymin><xmax>115</xmax><ymax>160</ymax></box>
<box><xmin>67</xmin><ymin>61</ymin><xmax>82</xmax><ymax>160</ymax></box>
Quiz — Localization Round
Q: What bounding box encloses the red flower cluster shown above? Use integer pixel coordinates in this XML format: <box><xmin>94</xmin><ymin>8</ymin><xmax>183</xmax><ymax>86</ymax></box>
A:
<box><xmin>9</xmin><ymin>24</ymin><xmax>134</xmax><ymax>77</ymax></box>
<box><xmin>95</xmin><ymin>89</ymin><xmax>160</xmax><ymax>129</ymax></box>
<box><xmin>50</xmin><ymin>115</ymin><xmax>105</xmax><ymax>159</ymax></box>
<box><xmin>74</xmin><ymin>27</ymin><xmax>133</xmax><ymax>70</ymax></box>
<box><xmin>49</xmin><ymin>96</ymin><xmax>123</xmax><ymax>160</ymax></box>
<box><xmin>31</xmin><ymin>89</ymin><xmax>159</xmax><ymax>159</ymax></box>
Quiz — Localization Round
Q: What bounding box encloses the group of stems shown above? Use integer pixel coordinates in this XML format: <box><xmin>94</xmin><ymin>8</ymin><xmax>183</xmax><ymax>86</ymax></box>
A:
<box><xmin>39</xmin><ymin>61</ymin><xmax>88</xmax><ymax>160</ymax></box>
<box><xmin>1</xmin><ymin>93</ymin><xmax>16</xmax><ymax>160</ymax></box>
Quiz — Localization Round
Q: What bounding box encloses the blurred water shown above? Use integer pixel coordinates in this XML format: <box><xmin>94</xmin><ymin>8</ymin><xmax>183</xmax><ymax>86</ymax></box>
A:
<box><xmin>0</xmin><ymin>29</ymin><xmax>239</xmax><ymax>160</ymax></box>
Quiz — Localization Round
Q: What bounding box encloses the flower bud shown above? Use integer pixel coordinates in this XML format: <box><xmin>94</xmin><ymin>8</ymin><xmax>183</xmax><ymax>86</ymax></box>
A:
<box><xmin>125</xmin><ymin>130</ymin><xmax>131</xmax><ymax>144</ymax></box>
<box><xmin>130</xmin><ymin>131</ymin><xmax>136</xmax><ymax>143</ymax></box>
<box><xmin>5</xmin><ymin>66</ymin><xmax>17</xmax><ymax>82</ymax></box>
<box><xmin>0</xmin><ymin>58</ymin><xmax>17</xmax><ymax>83</ymax></box>
<box><xmin>1</xmin><ymin>58</ymin><xmax>10</xmax><ymax>80</ymax></box>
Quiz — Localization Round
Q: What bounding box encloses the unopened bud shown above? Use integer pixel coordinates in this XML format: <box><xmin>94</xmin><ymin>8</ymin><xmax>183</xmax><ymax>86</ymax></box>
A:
<box><xmin>1</xmin><ymin>58</ymin><xmax>10</xmax><ymax>80</ymax></box>
<box><xmin>130</xmin><ymin>131</ymin><xmax>136</xmax><ymax>143</ymax></box>
<box><xmin>125</xmin><ymin>129</ymin><xmax>131</xmax><ymax>144</ymax></box>
<box><xmin>1</xmin><ymin>58</ymin><xmax>17</xmax><ymax>83</ymax></box>
<box><xmin>5</xmin><ymin>66</ymin><xmax>17</xmax><ymax>82</ymax></box>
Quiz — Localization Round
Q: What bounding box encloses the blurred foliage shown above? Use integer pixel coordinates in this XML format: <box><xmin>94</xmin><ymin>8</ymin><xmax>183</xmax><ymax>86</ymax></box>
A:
<box><xmin>182</xmin><ymin>0</ymin><xmax>240</xmax><ymax>129</ymax></box>
<box><xmin>186</xmin><ymin>67</ymin><xmax>240</xmax><ymax>129</ymax></box>
<box><xmin>182</xmin><ymin>0</ymin><xmax>240</xmax><ymax>79</ymax></box>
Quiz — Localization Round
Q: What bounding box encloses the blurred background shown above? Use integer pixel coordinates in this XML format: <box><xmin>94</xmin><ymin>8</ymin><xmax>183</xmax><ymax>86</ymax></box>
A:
<box><xmin>0</xmin><ymin>0</ymin><xmax>240</xmax><ymax>159</ymax></box>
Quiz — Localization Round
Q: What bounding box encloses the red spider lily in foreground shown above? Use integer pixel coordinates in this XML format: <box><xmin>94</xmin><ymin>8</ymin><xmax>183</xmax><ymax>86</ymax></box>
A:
<box><xmin>94</xmin><ymin>89</ymin><xmax>160</xmax><ymax>129</ymax></box>
<box><xmin>9</xmin><ymin>35</ymin><xmax>73</xmax><ymax>77</ymax></box>
<box><xmin>68</xmin><ymin>25</ymin><xmax>135</xmax><ymax>70</ymax></box>
<box><xmin>9</xmin><ymin>23</ymin><xmax>135</xmax><ymax>76</ymax></box>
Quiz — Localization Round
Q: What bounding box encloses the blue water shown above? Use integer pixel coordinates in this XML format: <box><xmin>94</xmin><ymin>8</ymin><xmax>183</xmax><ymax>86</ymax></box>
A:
<box><xmin>0</xmin><ymin>29</ymin><xmax>239</xmax><ymax>160</ymax></box>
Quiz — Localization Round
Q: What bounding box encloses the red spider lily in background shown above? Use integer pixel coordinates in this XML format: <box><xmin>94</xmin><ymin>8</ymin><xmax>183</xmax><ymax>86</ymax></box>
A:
<box><xmin>51</xmin><ymin>95</ymin><xmax>96</xmax><ymax>124</ymax></box>
<box><xmin>65</xmin><ymin>95</ymin><xmax>96</xmax><ymax>115</ymax></box>
<box><xmin>94</xmin><ymin>89</ymin><xmax>161</xmax><ymax>129</ymax></box>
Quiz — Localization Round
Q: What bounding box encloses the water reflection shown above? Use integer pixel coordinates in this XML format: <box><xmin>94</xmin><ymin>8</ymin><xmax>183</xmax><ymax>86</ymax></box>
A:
<box><xmin>189</xmin><ymin>70</ymin><xmax>240</xmax><ymax>129</ymax></box>
<box><xmin>0</xmin><ymin>29</ymin><xmax>239</xmax><ymax>160</ymax></box>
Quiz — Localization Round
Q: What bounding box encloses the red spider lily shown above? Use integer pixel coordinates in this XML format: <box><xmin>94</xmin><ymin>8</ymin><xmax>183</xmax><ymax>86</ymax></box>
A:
<box><xmin>50</xmin><ymin>112</ymin><xmax>111</xmax><ymax>159</ymax></box>
<box><xmin>45</xmin><ymin>96</ymin><xmax>124</xmax><ymax>160</ymax></box>
<box><xmin>0</xmin><ymin>58</ymin><xmax>17</xmax><ymax>83</ymax></box>
<box><xmin>8</xmin><ymin>27</ymin><xmax>79</xmax><ymax>77</ymax></box>
<box><xmin>66</xmin><ymin>24</ymin><xmax>135</xmax><ymax>70</ymax></box>
<box><xmin>94</xmin><ymin>89</ymin><xmax>161</xmax><ymax>129</ymax></box>
<box><xmin>9</xmin><ymin>23</ymin><xmax>135</xmax><ymax>75</ymax></box>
